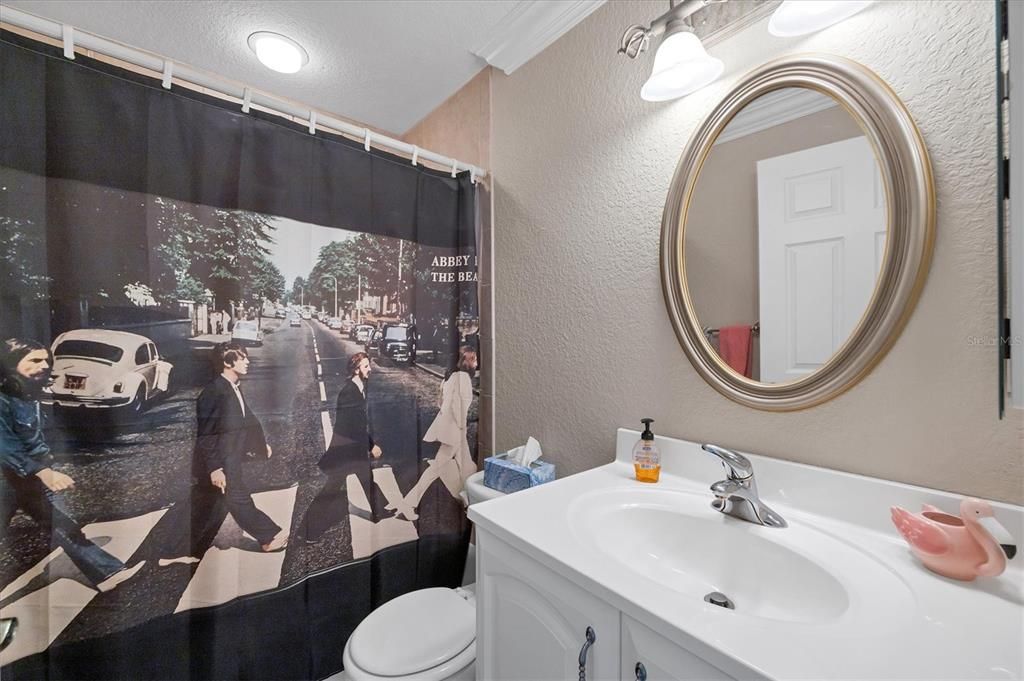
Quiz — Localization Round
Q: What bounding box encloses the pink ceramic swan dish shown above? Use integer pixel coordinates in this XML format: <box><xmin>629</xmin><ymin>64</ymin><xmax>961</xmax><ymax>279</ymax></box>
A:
<box><xmin>891</xmin><ymin>498</ymin><xmax>1016</xmax><ymax>581</ymax></box>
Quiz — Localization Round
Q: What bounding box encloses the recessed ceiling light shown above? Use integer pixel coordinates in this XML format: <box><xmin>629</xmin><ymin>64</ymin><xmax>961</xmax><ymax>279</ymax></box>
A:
<box><xmin>247</xmin><ymin>31</ymin><xmax>308</xmax><ymax>74</ymax></box>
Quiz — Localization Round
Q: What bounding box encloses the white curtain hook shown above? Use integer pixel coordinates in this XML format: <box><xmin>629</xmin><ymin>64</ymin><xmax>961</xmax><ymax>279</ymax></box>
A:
<box><xmin>450</xmin><ymin>159</ymin><xmax>459</xmax><ymax>178</ymax></box>
<box><xmin>241</xmin><ymin>88</ymin><xmax>252</xmax><ymax>113</ymax></box>
<box><xmin>364</xmin><ymin>129</ymin><xmax>373</xmax><ymax>152</ymax></box>
<box><xmin>308</xmin><ymin>110</ymin><xmax>317</xmax><ymax>135</ymax></box>
<box><xmin>161</xmin><ymin>60</ymin><xmax>174</xmax><ymax>90</ymax></box>
<box><xmin>411</xmin><ymin>146</ymin><xmax>419</xmax><ymax>166</ymax></box>
<box><xmin>470</xmin><ymin>169</ymin><xmax>478</xmax><ymax>185</ymax></box>
<box><xmin>61</xmin><ymin>25</ymin><xmax>75</xmax><ymax>60</ymax></box>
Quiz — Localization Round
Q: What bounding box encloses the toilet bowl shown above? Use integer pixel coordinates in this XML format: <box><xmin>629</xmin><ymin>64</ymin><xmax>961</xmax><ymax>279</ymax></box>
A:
<box><xmin>341</xmin><ymin>471</ymin><xmax>501</xmax><ymax>681</ymax></box>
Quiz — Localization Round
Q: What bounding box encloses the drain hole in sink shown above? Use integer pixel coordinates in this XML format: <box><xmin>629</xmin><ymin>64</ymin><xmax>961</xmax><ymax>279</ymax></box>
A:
<box><xmin>704</xmin><ymin>592</ymin><xmax>735</xmax><ymax>610</ymax></box>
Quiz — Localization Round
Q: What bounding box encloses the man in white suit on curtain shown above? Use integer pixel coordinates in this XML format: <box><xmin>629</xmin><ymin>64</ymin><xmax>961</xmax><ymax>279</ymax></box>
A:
<box><xmin>404</xmin><ymin>346</ymin><xmax>477</xmax><ymax>510</ymax></box>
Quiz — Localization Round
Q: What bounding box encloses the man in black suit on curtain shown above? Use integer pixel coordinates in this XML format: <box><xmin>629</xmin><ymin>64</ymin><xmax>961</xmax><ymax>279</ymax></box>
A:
<box><xmin>300</xmin><ymin>351</ymin><xmax>394</xmax><ymax>544</ymax></box>
<box><xmin>159</xmin><ymin>343</ymin><xmax>287</xmax><ymax>565</ymax></box>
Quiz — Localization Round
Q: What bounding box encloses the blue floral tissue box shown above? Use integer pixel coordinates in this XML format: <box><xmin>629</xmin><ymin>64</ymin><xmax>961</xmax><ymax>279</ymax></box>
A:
<box><xmin>483</xmin><ymin>452</ymin><xmax>556</xmax><ymax>494</ymax></box>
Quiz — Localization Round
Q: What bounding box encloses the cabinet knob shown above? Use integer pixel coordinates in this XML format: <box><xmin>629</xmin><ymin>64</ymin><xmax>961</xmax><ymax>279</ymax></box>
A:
<box><xmin>577</xmin><ymin>626</ymin><xmax>596</xmax><ymax>681</ymax></box>
<box><xmin>635</xmin><ymin>661</ymin><xmax>648</xmax><ymax>681</ymax></box>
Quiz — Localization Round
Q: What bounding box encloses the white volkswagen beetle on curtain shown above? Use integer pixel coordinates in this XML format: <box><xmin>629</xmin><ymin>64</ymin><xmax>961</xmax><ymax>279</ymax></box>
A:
<box><xmin>49</xmin><ymin>329</ymin><xmax>173</xmax><ymax>417</ymax></box>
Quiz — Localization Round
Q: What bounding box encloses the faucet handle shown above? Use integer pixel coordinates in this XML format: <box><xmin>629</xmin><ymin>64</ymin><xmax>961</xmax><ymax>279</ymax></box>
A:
<box><xmin>710</xmin><ymin>479</ymin><xmax>742</xmax><ymax>498</ymax></box>
<box><xmin>701</xmin><ymin>444</ymin><xmax>753</xmax><ymax>480</ymax></box>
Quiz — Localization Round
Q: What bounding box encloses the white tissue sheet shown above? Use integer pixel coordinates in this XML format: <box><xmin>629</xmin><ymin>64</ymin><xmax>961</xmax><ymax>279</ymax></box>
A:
<box><xmin>506</xmin><ymin>436</ymin><xmax>543</xmax><ymax>467</ymax></box>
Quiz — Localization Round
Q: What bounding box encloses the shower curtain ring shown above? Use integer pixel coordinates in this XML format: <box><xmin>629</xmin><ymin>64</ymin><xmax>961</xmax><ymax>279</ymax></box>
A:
<box><xmin>450</xmin><ymin>159</ymin><xmax>459</xmax><ymax>178</ymax></box>
<box><xmin>61</xmin><ymin>25</ymin><xmax>75</xmax><ymax>60</ymax></box>
<box><xmin>241</xmin><ymin>88</ymin><xmax>252</xmax><ymax>113</ymax></box>
<box><xmin>411</xmin><ymin>146</ymin><xmax>419</xmax><ymax>166</ymax></box>
<box><xmin>308</xmin><ymin>111</ymin><xmax>317</xmax><ymax>135</ymax></box>
<box><xmin>162</xmin><ymin>60</ymin><xmax>174</xmax><ymax>90</ymax></box>
<box><xmin>364</xmin><ymin>129</ymin><xmax>372</xmax><ymax>152</ymax></box>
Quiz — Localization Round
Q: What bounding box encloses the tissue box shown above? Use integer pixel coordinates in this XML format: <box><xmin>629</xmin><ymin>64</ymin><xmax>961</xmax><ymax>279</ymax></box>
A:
<box><xmin>483</xmin><ymin>452</ymin><xmax>555</xmax><ymax>494</ymax></box>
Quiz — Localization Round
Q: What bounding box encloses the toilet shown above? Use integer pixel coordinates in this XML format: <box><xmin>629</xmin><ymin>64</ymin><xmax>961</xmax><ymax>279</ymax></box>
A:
<box><xmin>341</xmin><ymin>470</ymin><xmax>504</xmax><ymax>681</ymax></box>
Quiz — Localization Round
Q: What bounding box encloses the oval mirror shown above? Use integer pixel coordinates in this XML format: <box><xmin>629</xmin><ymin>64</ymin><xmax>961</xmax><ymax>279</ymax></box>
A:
<box><xmin>661</xmin><ymin>55</ymin><xmax>934</xmax><ymax>410</ymax></box>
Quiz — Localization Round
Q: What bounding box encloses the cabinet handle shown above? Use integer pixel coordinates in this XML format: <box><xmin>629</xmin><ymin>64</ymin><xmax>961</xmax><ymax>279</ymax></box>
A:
<box><xmin>577</xmin><ymin>626</ymin><xmax>596</xmax><ymax>681</ymax></box>
<box><xmin>635</xmin><ymin>662</ymin><xmax>647</xmax><ymax>681</ymax></box>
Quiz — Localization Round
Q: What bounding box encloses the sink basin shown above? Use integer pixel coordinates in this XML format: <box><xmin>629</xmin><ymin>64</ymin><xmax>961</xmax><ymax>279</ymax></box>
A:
<box><xmin>569</xmin><ymin>487</ymin><xmax>915</xmax><ymax>626</ymax></box>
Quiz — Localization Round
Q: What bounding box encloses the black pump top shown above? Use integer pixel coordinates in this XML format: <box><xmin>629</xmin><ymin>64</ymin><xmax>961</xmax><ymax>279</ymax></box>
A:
<box><xmin>640</xmin><ymin>418</ymin><xmax>654</xmax><ymax>441</ymax></box>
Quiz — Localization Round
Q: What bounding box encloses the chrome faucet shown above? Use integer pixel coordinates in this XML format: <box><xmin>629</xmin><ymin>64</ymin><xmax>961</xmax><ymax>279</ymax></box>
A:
<box><xmin>702</xmin><ymin>444</ymin><xmax>786</xmax><ymax>528</ymax></box>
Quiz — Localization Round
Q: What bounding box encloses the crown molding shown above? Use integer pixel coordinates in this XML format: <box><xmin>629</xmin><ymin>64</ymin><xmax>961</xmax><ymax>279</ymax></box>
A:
<box><xmin>473</xmin><ymin>0</ymin><xmax>606</xmax><ymax>75</ymax></box>
<box><xmin>714</xmin><ymin>87</ymin><xmax>838</xmax><ymax>145</ymax></box>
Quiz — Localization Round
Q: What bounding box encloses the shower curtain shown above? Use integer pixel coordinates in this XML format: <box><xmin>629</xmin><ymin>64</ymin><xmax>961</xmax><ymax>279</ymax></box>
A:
<box><xmin>0</xmin><ymin>30</ymin><xmax>479</xmax><ymax>680</ymax></box>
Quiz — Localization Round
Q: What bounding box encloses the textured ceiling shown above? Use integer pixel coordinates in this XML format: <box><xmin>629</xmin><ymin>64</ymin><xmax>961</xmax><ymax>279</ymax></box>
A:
<box><xmin>2</xmin><ymin>0</ymin><xmax>520</xmax><ymax>134</ymax></box>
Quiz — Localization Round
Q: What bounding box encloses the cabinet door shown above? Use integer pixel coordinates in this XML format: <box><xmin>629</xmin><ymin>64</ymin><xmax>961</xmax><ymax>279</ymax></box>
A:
<box><xmin>477</xmin><ymin>530</ymin><xmax>619</xmax><ymax>681</ymax></box>
<box><xmin>621</xmin><ymin>615</ymin><xmax>739</xmax><ymax>681</ymax></box>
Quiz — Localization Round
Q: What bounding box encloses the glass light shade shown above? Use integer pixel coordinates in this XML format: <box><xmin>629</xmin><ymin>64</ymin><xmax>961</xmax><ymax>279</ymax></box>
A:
<box><xmin>641</xmin><ymin>31</ymin><xmax>724</xmax><ymax>102</ymax></box>
<box><xmin>768</xmin><ymin>1</ymin><xmax>874</xmax><ymax>37</ymax></box>
<box><xmin>247</xmin><ymin>32</ymin><xmax>309</xmax><ymax>74</ymax></box>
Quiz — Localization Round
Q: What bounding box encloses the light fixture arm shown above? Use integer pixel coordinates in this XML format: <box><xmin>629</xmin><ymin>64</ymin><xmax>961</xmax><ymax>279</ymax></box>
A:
<box><xmin>618</xmin><ymin>0</ymin><xmax>725</xmax><ymax>58</ymax></box>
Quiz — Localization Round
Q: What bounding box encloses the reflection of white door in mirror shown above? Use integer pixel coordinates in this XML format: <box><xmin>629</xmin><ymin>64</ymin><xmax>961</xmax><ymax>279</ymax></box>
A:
<box><xmin>757</xmin><ymin>136</ymin><xmax>884</xmax><ymax>383</ymax></box>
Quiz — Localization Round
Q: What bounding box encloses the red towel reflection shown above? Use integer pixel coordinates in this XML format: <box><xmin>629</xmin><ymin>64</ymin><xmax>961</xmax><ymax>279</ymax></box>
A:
<box><xmin>719</xmin><ymin>325</ymin><xmax>752</xmax><ymax>378</ymax></box>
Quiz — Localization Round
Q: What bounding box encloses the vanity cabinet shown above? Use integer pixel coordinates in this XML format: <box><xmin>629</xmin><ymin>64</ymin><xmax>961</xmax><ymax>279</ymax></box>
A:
<box><xmin>476</xmin><ymin>530</ymin><xmax>620</xmax><ymax>680</ymax></box>
<box><xmin>477</xmin><ymin>529</ymin><xmax>741</xmax><ymax>681</ymax></box>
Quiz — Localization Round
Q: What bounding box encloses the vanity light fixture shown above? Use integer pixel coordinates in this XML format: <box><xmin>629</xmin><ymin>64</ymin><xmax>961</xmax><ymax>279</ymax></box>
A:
<box><xmin>768</xmin><ymin>1</ymin><xmax>875</xmax><ymax>37</ymax></box>
<box><xmin>641</xmin><ymin>22</ymin><xmax>724</xmax><ymax>102</ymax></box>
<box><xmin>620</xmin><ymin>0</ymin><xmax>724</xmax><ymax>102</ymax></box>
<box><xmin>247</xmin><ymin>31</ymin><xmax>309</xmax><ymax>74</ymax></box>
<box><xmin>620</xmin><ymin>0</ymin><xmax>874</xmax><ymax>101</ymax></box>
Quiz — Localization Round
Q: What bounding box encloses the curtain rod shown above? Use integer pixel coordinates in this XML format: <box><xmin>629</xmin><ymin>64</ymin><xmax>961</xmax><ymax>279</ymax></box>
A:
<box><xmin>0</xmin><ymin>5</ymin><xmax>488</xmax><ymax>181</ymax></box>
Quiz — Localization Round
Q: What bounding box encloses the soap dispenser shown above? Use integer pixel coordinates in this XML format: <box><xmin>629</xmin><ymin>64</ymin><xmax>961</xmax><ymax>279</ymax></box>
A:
<box><xmin>632</xmin><ymin>418</ymin><xmax>660</xmax><ymax>483</ymax></box>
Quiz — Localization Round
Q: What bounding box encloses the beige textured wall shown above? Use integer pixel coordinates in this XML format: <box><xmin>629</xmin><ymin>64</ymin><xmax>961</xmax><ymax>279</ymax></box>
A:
<box><xmin>492</xmin><ymin>0</ymin><xmax>1024</xmax><ymax>503</ymax></box>
<box><xmin>403</xmin><ymin>68</ymin><xmax>491</xmax><ymax>171</ymax></box>
<box><xmin>688</xmin><ymin>105</ymin><xmax>863</xmax><ymax>380</ymax></box>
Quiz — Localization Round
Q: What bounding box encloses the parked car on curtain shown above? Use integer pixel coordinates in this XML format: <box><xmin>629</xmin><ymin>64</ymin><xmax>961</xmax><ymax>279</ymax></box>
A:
<box><xmin>48</xmin><ymin>329</ymin><xmax>173</xmax><ymax>417</ymax></box>
<box><xmin>366</xmin><ymin>323</ymin><xmax>416</xmax><ymax>365</ymax></box>
<box><xmin>289</xmin><ymin>315</ymin><xmax>302</xmax><ymax>327</ymax></box>
<box><xmin>231</xmin><ymin>319</ymin><xmax>263</xmax><ymax>346</ymax></box>
<box><xmin>351</xmin><ymin>324</ymin><xmax>374</xmax><ymax>343</ymax></box>
<box><xmin>327</xmin><ymin>317</ymin><xmax>343</xmax><ymax>331</ymax></box>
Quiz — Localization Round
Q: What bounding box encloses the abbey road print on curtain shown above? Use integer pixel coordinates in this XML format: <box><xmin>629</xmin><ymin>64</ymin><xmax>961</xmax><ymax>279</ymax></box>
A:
<box><xmin>0</xmin><ymin>31</ymin><xmax>478</xmax><ymax>679</ymax></box>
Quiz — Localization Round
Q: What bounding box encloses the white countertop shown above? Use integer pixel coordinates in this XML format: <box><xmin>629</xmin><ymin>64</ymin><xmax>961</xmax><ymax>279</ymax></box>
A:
<box><xmin>469</xmin><ymin>430</ymin><xmax>1024</xmax><ymax>680</ymax></box>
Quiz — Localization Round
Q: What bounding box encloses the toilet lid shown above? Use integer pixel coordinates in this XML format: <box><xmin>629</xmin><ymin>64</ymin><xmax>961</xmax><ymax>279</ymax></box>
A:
<box><xmin>349</xmin><ymin>588</ymin><xmax>475</xmax><ymax>676</ymax></box>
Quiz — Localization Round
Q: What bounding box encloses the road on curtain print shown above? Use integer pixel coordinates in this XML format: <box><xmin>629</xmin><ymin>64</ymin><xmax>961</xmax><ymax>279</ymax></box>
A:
<box><xmin>0</xmin><ymin>315</ymin><xmax>475</xmax><ymax>657</ymax></box>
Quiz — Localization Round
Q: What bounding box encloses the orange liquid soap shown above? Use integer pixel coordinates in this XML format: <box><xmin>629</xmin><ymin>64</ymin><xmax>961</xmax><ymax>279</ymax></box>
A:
<box><xmin>632</xmin><ymin>418</ymin><xmax>661</xmax><ymax>483</ymax></box>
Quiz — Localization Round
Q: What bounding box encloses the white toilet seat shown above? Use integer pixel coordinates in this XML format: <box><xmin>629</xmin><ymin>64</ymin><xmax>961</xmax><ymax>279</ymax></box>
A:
<box><xmin>343</xmin><ymin>636</ymin><xmax>474</xmax><ymax>681</ymax></box>
<box><xmin>343</xmin><ymin>588</ymin><xmax>476</xmax><ymax>681</ymax></box>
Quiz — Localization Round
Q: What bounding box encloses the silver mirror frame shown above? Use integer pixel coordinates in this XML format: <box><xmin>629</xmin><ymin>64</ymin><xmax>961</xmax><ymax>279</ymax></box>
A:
<box><xmin>661</xmin><ymin>54</ymin><xmax>935</xmax><ymax>411</ymax></box>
